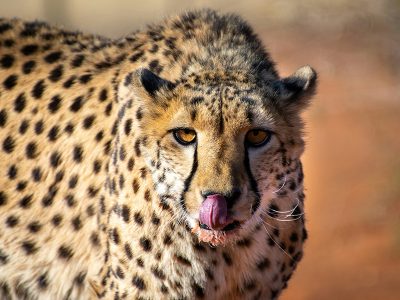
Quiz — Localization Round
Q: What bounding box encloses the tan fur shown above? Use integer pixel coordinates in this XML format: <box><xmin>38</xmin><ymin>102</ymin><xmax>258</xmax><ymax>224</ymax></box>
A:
<box><xmin>0</xmin><ymin>10</ymin><xmax>316</xmax><ymax>299</ymax></box>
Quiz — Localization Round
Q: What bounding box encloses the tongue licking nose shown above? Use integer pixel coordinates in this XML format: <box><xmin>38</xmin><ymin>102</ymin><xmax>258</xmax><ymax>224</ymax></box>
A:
<box><xmin>199</xmin><ymin>194</ymin><xmax>229</xmax><ymax>230</ymax></box>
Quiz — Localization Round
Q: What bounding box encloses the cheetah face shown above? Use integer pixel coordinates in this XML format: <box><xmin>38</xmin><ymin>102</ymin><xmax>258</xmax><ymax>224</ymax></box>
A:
<box><xmin>125</xmin><ymin>67</ymin><xmax>316</xmax><ymax>245</ymax></box>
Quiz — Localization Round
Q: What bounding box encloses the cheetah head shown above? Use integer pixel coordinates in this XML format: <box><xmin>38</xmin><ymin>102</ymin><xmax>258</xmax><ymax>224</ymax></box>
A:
<box><xmin>122</xmin><ymin>66</ymin><xmax>316</xmax><ymax>246</ymax></box>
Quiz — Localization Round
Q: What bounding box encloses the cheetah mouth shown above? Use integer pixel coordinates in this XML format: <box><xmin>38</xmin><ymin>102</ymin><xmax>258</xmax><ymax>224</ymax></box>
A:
<box><xmin>199</xmin><ymin>220</ymin><xmax>241</xmax><ymax>232</ymax></box>
<box><xmin>191</xmin><ymin>221</ymin><xmax>242</xmax><ymax>246</ymax></box>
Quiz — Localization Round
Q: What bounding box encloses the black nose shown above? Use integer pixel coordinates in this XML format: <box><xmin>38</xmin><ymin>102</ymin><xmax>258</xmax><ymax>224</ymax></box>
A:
<box><xmin>201</xmin><ymin>188</ymin><xmax>241</xmax><ymax>209</ymax></box>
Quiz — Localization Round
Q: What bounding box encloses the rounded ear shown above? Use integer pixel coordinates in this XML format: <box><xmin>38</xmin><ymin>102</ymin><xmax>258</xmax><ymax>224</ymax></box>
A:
<box><xmin>274</xmin><ymin>65</ymin><xmax>317</xmax><ymax>113</ymax></box>
<box><xmin>123</xmin><ymin>68</ymin><xmax>175</xmax><ymax>96</ymax></box>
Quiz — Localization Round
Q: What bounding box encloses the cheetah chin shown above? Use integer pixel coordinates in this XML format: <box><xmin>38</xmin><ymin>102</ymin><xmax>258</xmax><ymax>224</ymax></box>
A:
<box><xmin>191</xmin><ymin>222</ymin><xmax>241</xmax><ymax>246</ymax></box>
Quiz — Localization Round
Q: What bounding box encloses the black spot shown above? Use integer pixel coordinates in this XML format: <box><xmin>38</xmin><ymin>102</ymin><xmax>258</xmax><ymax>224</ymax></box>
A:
<box><xmin>0</xmin><ymin>23</ymin><xmax>12</xmax><ymax>34</ymax></box>
<box><xmin>6</xmin><ymin>215</ymin><xmax>19</xmax><ymax>227</ymax></box>
<box><xmin>95</xmin><ymin>131</ymin><xmax>104</xmax><ymax>142</ymax></box>
<box><xmin>27</xmin><ymin>221</ymin><xmax>42</xmax><ymax>233</ymax></box>
<box><xmin>139</xmin><ymin>237</ymin><xmax>152</xmax><ymax>252</ymax></box>
<box><xmin>58</xmin><ymin>245</ymin><xmax>73</xmax><ymax>260</ymax></box>
<box><xmin>63</xmin><ymin>75</ymin><xmax>76</xmax><ymax>88</ymax></box>
<box><xmin>192</xmin><ymin>282</ymin><xmax>205</xmax><ymax>298</ymax></box>
<box><xmin>16</xmin><ymin>181</ymin><xmax>28</xmax><ymax>191</ymax></box>
<box><xmin>22</xmin><ymin>60</ymin><xmax>36</xmax><ymax>74</ymax></box>
<box><xmin>52</xmin><ymin>214</ymin><xmax>63</xmax><ymax>226</ymax></box>
<box><xmin>99</xmin><ymin>88</ymin><xmax>108</xmax><ymax>102</ymax></box>
<box><xmin>134</xmin><ymin>140</ymin><xmax>141</xmax><ymax>156</ymax></box>
<box><xmin>25</xmin><ymin>142</ymin><xmax>37</xmax><ymax>159</ymax></box>
<box><xmin>20</xmin><ymin>25</ymin><xmax>37</xmax><ymax>37</ymax></box>
<box><xmin>124</xmin><ymin>119</ymin><xmax>132</xmax><ymax>135</ymax></box>
<box><xmin>132</xmin><ymin>275</ymin><xmax>146</xmax><ymax>290</ymax></box>
<box><xmin>129</xmin><ymin>51</ymin><xmax>144</xmax><ymax>62</ymax></box>
<box><xmin>190</xmin><ymin>96</ymin><xmax>204</xmax><ymax>105</ymax></box>
<box><xmin>174</xmin><ymin>254</ymin><xmax>191</xmax><ymax>266</ymax></box>
<box><xmin>73</xmin><ymin>146</ymin><xmax>83</xmax><ymax>163</ymax></box>
<box><xmin>82</xmin><ymin>115</ymin><xmax>95</xmax><ymax>129</ymax></box>
<box><xmin>7</xmin><ymin>165</ymin><xmax>17</xmax><ymax>179</ymax></box>
<box><xmin>136</xmin><ymin>108</ymin><xmax>143</xmax><ymax>120</ymax></box>
<box><xmin>90</xmin><ymin>232</ymin><xmax>100</xmax><ymax>247</ymax></box>
<box><xmin>3</xmin><ymin>136</ymin><xmax>15</xmax><ymax>153</ymax></box>
<box><xmin>14</xmin><ymin>93</ymin><xmax>26</xmax><ymax>112</ymax></box>
<box><xmin>21</xmin><ymin>240</ymin><xmax>38</xmax><ymax>254</ymax></box>
<box><xmin>222</xmin><ymin>252</ymin><xmax>233</xmax><ymax>266</ymax></box>
<box><xmin>92</xmin><ymin>160</ymin><xmax>102</xmax><ymax>174</ymax></box>
<box><xmin>124</xmin><ymin>243</ymin><xmax>133</xmax><ymax>260</ymax></box>
<box><xmin>133</xmin><ymin>212</ymin><xmax>143</xmax><ymax>225</ymax></box>
<box><xmin>79</xmin><ymin>74</ymin><xmax>92</xmax><ymax>84</ymax></box>
<box><xmin>116</xmin><ymin>266</ymin><xmax>125</xmax><ymax>279</ymax></box>
<box><xmin>1</xmin><ymin>54</ymin><xmax>14</xmax><ymax>68</ymax></box>
<box><xmin>21</xmin><ymin>44</ymin><xmax>39</xmax><ymax>55</ymax></box>
<box><xmin>236</xmin><ymin>238</ymin><xmax>252</xmax><ymax>247</ymax></box>
<box><xmin>163</xmin><ymin>234</ymin><xmax>172</xmax><ymax>246</ymax></box>
<box><xmin>4</xmin><ymin>38</ymin><xmax>15</xmax><ymax>47</ymax></box>
<box><xmin>257</xmin><ymin>258</ymin><xmax>271</xmax><ymax>271</ymax></box>
<box><xmin>44</xmin><ymin>51</ymin><xmax>62</xmax><ymax>63</ymax></box>
<box><xmin>47</xmin><ymin>126</ymin><xmax>60</xmax><ymax>142</ymax></box>
<box><xmin>71</xmin><ymin>54</ymin><xmax>84</xmax><ymax>67</ymax></box>
<box><xmin>70</xmin><ymin>96</ymin><xmax>84</xmax><ymax>112</ymax></box>
<box><xmin>48</xmin><ymin>95</ymin><xmax>62</xmax><ymax>113</ymax></box>
<box><xmin>31</xmin><ymin>167</ymin><xmax>42</xmax><ymax>182</ymax></box>
<box><xmin>50</xmin><ymin>151</ymin><xmax>62</xmax><ymax>168</ymax></box>
<box><xmin>110</xmin><ymin>228</ymin><xmax>120</xmax><ymax>244</ymax></box>
<box><xmin>65</xmin><ymin>123</ymin><xmax>74</xmax><ymax>134</ymax></box>
<box><xmin>34</xmin><ymin>120</ymin><xmax>44</xmax><ymax>134</ymax></box>
<box><xmin>105</xmin><ymin>102</ymin><xmax>113</xmax><ymax>116</ymax></box>
<box><xmin>268</xmin><ymin>203</ymin><xmax>279</xmax><ymax>218</ymax></box>
<box><xmin>48</xmin><ymin>65</ymin><xmax>63</xmax><ymax>82</ymax></box>
<box><xmin>3</xmin><ymin>74</ymin><xmax>18</xmax><ymax>89</ymax></box>
<box><xmin>151</xmin><ymin>213</ymin><xmax>160</xmax><ymax>226</ymax></box>
<box><xmin>290</xmin><ymin>232</ymin><xmax>299</xmax><ymax>243</ymax></box>
<box><xmin>68</xmin><ymin>175</ymin><xmax>78</xmax><ymax>189</ymax></box>
<box><xmin>19</xmin><ymin>120</ymin><xmax>29</xmax><ymax>135</ymax></box>
<box><xmin>0</xmin><ymin>191</ymin><xmax>7</xmax><ymax>206</ymax></box>
<box><xmin>0</xmin><ymin>109</ymin><xmax>7</xmax><ymax>127</ymax></box>
<box><xmin>71</xmin><ymin>215</ymin><xmax>82</xmax><ymax>231</ymax></box>
<box><xmin>37</xmin><ymin>273</ymin><xmax>48</xmax><ymax>289</ymax></box>
<box><xmin>151</xmin><ymin>266</ymin><xmax>165</xmax><ymax>280</ymax></box>
<box><xmin>136</xmin><ymin>258</ymin><xmax>144</xmax><ymax>268</ymax></box>
<box><xmin>31</xmin><ymin>79</ymin><xmax>46</xmax><ymax>99</ymax></box>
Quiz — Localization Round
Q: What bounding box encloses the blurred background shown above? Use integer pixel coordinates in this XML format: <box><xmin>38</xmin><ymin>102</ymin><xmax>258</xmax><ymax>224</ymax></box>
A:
<box><xmin>2</xmin><ymin>0</ymin><xmax>399</xmax><ymax>299</ymax></box>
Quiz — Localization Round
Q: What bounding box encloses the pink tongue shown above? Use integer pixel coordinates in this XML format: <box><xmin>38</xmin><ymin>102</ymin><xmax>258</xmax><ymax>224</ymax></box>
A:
<box><xmin>199</xmin><ymin>194</ymin><xmax>228</xmax><ymax>230</ymax></box>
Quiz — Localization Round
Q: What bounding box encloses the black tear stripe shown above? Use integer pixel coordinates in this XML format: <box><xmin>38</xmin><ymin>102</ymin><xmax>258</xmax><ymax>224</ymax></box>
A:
<box><xmin>244</xmin><ymin>148</ymin><xmax>261</xmax><ymax>214</ymax></box>
<box><xmin>179</xmin><ymin>144</ymin><xmax>198</xmax><ymax>213</ymax></box>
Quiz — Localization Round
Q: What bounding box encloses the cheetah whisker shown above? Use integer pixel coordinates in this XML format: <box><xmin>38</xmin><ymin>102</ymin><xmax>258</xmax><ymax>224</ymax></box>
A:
<box><xmin>272</xmin><ymin>175</ymin><xmax>287</xmax><ymax>194</ymax></box>
<box><xmin>257</xmin><ymin>216</ymin><xmax>294</xmax><ymax>260</ymax></box>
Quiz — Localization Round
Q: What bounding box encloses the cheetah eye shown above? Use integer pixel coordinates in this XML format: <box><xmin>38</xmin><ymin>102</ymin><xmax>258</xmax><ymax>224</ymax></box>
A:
<box><xmin>173</xmin><ymin>128</ymin><xmax>197</xmax><ymax>145</ymax></box>
<box><xmin>245</xmin><ymin>129</ymin><xmax>271</xmax><ymax>147</ymax></box>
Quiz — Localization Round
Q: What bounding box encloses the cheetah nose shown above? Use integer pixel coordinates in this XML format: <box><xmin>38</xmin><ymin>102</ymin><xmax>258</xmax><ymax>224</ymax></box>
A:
<box><xmin>199</xmin><ymin>194</ymin><xmax>229</xmax><ymax>230</ymax></box>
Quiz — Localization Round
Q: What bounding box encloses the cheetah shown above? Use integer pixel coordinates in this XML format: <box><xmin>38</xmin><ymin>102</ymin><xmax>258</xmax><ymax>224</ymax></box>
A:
<box><xmin>0</xmin><ymin>9</ymin><xmax>316</xmax><ymax>299</ymax></box>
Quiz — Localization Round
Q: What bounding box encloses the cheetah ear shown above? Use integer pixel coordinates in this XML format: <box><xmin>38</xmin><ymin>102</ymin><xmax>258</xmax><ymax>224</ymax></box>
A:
<box><xmin>126</xmin><ymin>68</ymin><xmax>175</xmax><ymax>97</ymax></box>
<box><xmin>274</xmin><ymin>65</ymin><xmax>317</xmax><ymax>113</ymax></box>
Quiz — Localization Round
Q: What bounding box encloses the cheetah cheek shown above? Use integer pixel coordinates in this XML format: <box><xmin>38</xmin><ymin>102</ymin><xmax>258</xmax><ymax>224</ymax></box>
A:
<box><xmin>199</xmin><ymin>194</ymin><xmax>228</xmax><ymax>230</ymax></box>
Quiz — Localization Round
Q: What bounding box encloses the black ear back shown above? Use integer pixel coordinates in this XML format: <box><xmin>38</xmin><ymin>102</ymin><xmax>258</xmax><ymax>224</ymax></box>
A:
<box><xmin>274</xmin><ymin>65</ymin><xmax>317</xmax><ymax>113</ymax></box>
<box><xmin>139</xmin><ymin>68</ymin><xmax>175</xmax><ymax>96</ymax></box>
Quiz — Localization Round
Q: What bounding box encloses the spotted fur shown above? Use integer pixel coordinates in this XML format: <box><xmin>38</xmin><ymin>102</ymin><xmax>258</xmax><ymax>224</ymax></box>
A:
<box><xmin>0</xmin><ymin>9</ymin><xmax>316</xmax><ymax>299</ymax></box>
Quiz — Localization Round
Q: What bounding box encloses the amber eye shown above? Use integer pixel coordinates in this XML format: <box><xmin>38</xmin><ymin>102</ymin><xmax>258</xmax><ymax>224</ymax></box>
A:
<box><xmin>173</xmin><ymin>128</ymin><xmax>197</xmax><ymax>145</ymax></box>
<box><xmin>245</xmin><ymin>129</ymin><xmax>271</xmax><ymax>147</ymax></box>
